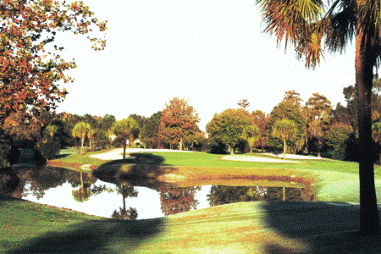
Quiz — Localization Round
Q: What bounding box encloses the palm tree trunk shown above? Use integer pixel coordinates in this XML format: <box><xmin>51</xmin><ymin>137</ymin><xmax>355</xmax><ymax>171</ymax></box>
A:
<box><xmin>80</xmin><ymin>137</ymin><xmax>84</xmax><ymax>154</ymax></box>
<box><xmin>356</xmin><ymin>30</ymin><xmax>380</xmax><ymax>235</ymax></box>
<box><xmin>123</xmin><ymin>139</ymin><xmax>127</xmax><ymax>160</ymax></box>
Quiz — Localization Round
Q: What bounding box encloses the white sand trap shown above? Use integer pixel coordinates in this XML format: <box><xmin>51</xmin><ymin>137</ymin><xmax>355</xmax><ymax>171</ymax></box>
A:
<box><xmin>263</xmin><ymin>153</ymin><xmax>325</xmax><ymax>160</ymax></box>
<box><xmin>221</xmin><ymin>155</ymin><xmax>301</xmax><ymax>163</ymax></box>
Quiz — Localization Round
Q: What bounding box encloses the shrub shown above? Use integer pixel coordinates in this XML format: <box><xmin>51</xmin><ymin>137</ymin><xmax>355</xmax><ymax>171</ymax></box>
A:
<box><xmin>36</xmin><ymin>136</ymin><xmax>61</xmax><ymax>160</ymax></box>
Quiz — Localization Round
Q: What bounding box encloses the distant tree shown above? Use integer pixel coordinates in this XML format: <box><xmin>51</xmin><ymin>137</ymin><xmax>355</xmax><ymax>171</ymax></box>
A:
<box><xmin>252</xmin><ymin>110</ymin><xmax>268</xmax><ymax>152</ymax></box>
<box><xmin>72</xmin><ymin>122</ymin><xmax>91</xmax><ymax>154</ymax></box>
<box><xmin>83</xmin><ymin>114</ymin><xmax>99</xmax><ymax>129</ymax></box>
<box><xmin>324</xmin><ymin>123</ymin><xmax>353</xmax><ymax>152</ymax></box>
<box><xmin>128</xmin><ymin>114</ymin><xmax>146</xmax><ymax>144</ymax></box>
<box><xmin>268</xmin><ymin>99</ymin><xmax>306</xmax><ymax>153</ymax></box>
<box><xmin>206</xmin><ymin>108</ymin><xmax>252</xmax><ymax>154</ymax></box>
<box><xmin>331</xmin><ymin>102</ymin><xmax>352</xmax><ymax>127</ymax></box>
<box><xmin>106</xmin><ymin>128</ymin><xmax>116</xmax><ymax>148</ymax></box>
<box><xmin>87</xmin><ymin>128</ymin><xmax>95</xmax><ymax>150</ymax></box>
<box><xmin>141</xmin><ymin>112</ymin><xmax>162</xmax><ymax>149</ymax></box>
<box><xmin>282</xmin><ymin>90</ymin><xmax>303</xmax><ymax>107</ymax></box>
<box><xmin>113</xmin><ymin>117</ymin><xmax>139</xmax><ymax>159</ymax></box>
<box><xmin>238</xmin><ymin>99</ymin><xmax>250</xmax><ymax>110</ymax></box>
<box><xmin>160</xmin><ymin>98</ymin><xmax>200</xmax><ymax>150</ymax></box>
<box><xmin>304</xmin><ymin>93</ymin><xmax>332</xmax><ymax>156</ymax></box>
<box><xmin>271</xmin><ymin>119</ymin><xmax>297</xmax><ymax>159</ymax></box>
<box><xmin>241</xmin><ymin>124</ymin><xmax>260</xmax><ymax>153</ymax></box>
<box><xmin>99</xmin><ymin>114</ymin><xmax>116</xmax><ymax>131</ymax></box>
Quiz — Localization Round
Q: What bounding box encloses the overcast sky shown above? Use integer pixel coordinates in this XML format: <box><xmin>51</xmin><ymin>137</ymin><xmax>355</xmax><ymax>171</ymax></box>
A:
<box><xmin>56</xmin><ymin>0</ymin><xmax>357</xmax><ymax>131</ymax></box>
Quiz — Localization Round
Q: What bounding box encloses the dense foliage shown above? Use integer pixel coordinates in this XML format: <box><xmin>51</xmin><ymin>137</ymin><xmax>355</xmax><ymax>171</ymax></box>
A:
<box><xmin>160</xmin><ymin>97</ymin><xmax>201</xmax><ymax>150</ymax></box>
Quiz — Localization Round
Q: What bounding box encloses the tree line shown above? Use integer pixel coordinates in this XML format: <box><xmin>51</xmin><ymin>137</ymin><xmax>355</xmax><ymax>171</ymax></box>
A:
<box><xmin>2</xmin><ymin>78</ymin><xmax>380</xmax><ymax>166</ymax></box>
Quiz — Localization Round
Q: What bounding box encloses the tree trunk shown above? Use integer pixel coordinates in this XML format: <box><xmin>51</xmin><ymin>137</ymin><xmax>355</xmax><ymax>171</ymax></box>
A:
<box><xmin>282</xmin><ymin>140</ymin><xmax>286</xmax><ymax>160</ymax></box>
<box><xmin>230</xmin><ymin>146</ymin><xmax>234</xmax><ymax>155</ymax></box>
<box><xmin>123</xmin><ymin>139</ymin><xmax>127</xmax><ymax>160</ymax></box>
<box><xmin>356</xmin><ymin>29</ymin><xmax>380</xmax><ymax>235</ymax></box>
<box><xmin>122</xmin><ymin>185</ymin><xmax>126</xmax><ymax>211</ymax></box>
<box><xmin>80</xmin><ymin>137</ymin><xmax>84</xmax><ymax>154</ymax></box>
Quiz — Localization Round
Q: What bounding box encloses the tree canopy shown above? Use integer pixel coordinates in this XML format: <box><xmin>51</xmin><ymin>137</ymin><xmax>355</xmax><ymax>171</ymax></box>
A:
<box><xmin>160</xmin><ymin>97</ymin><xmax>200</xmax><ymax>150</ymax></box>
<box><xmin>0</xmin><ymin>0</ymin><xmax>107</xmax><ymax>123</ymax></box>
<box><xmin>113</xmin><ymin>117</ymin><xmax>139</xmax><ymax>159</ymax></box>
<box><xmin>206</xmin><ymin>108</ymin><xmax>252</xmax><ymax>154</ymax></box>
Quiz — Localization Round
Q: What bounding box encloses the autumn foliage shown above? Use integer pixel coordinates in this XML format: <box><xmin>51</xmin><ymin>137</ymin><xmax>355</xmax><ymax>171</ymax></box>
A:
<box><xmin>160</xmin><ymin>98</ymin><xmax>200</xmax><ymax>150</ymax></box>
<box><xmin>0</xmin><ymin>0</ymin><xmax>107</xmax><ymax>123</ymax></box>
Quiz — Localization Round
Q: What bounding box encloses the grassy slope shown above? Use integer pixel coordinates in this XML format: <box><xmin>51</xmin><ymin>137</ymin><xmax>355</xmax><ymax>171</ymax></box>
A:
<box><xmin>3</xmin><ymin>200</ymin><xmax>381</xmax><ymax>253</ymax></box>
<box><xmin>5</xmin><ymin>149</ymin><xmax>381</xmax><ymax>253</ymax></box>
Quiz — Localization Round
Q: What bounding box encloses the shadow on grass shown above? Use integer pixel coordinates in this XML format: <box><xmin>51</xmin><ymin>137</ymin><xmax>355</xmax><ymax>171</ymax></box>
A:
<box><xmin>9</xmin><ymin>218</ymin><xmax>165</xmax><ymax>253</ymax></box>
<box><xmin>262</xmin><ymin>201</ymin><xmax>381</xmax><ymax>253</ymax></box>
<box><xmin>92</xmin><ymin>153</ymin><xmax>175</xmax><ymax>188</ymax></box>
<box><xmin>53</xmin><ymin>153</ymin><xmax>71</xmax><ymax>159</ymax></box>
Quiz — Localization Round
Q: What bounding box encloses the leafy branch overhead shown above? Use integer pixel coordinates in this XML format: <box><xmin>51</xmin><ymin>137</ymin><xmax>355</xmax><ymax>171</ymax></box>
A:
<box><xmin>0</xmin><ymin>0</ymin><xmax>107</xmax><ymax>123</ymax></box>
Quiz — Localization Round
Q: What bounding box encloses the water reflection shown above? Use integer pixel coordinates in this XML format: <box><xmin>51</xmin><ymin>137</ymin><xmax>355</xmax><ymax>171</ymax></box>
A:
<box><xmin>159</xmin><ymin>187</ymin><xmax>201</xmax><ymax>215</ymax></box>
<box><xmin>112</xmin><ymin>185</ymin><xmax>138</xmax><ymax>220</ymax></box>
<box><xmin>1</xmin><ymin>166</ymin><xmax>312</xmax><ymax>219</ymax></box>
<box><xmin>207</xmin><ymin>185</ymin><xmax>304</xmax><ymax>207</ymax></box>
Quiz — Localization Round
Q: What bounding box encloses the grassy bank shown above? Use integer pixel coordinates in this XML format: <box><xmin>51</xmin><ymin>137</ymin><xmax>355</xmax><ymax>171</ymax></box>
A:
<box><xmin>3</xmin><ymin>199</ymin><xmax>381</xmax><ymax>253</ymax></box>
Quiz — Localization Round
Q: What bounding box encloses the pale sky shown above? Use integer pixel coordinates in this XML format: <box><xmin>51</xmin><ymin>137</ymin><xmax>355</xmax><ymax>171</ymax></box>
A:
<box><xmin>56</xmin><ymin>0</ymin><xmax>357</xmax><ymax>131</ymax></box>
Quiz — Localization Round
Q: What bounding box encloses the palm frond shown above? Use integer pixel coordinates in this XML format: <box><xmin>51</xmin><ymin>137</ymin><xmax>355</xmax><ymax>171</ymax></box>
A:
<box><xmin>256</xmin><ymin>0</ymin><xmax>325</xmax><ymax>68</ymax></box>
<box><xmin>325</xmin><ymin>0</ymin><xmax>356</xmax><ymax>53</ymax></box>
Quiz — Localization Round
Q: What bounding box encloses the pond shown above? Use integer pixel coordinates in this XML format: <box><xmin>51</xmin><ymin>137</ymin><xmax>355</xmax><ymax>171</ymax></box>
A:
<box><xmin>1</xmin><ymin>166</ymin><xmax>312</xmax><ymax>220</ymax></box>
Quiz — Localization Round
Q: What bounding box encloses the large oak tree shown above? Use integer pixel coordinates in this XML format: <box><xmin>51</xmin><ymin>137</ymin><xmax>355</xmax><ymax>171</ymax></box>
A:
<box><xmin>206</xmin><ymin>108</ymin><xmax>253</xmax><ymax>154</ymax></box>
<box><xmin>160</xmin><ymin>97</ymin><xmax>200</xmax><ymax>150</ymax></box>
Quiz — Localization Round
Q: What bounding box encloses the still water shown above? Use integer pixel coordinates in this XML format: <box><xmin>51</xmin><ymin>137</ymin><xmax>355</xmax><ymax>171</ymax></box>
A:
<box><xmin>4</xmin><ymin>166</ymin><xmax>309</xmax><ymax>220</ymax></box>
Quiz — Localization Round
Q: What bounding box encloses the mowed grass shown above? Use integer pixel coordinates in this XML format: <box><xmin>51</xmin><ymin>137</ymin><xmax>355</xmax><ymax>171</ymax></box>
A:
<box><xmin>3</xmin><ymin>199</ymin><xmax>381</xmax><ymax>253</ymax></box>
<box><xmin>0</xmin><ymin>198</ymin><xmax>103</xmax><ymax>252</ymax></box>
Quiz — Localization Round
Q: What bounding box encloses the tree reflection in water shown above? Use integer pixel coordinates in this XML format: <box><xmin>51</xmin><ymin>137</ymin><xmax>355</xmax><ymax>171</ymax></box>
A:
<box><xmin>111</xmin><ymin>185</ymin><xmax>138</xmax><ymax>220</ymax></box>
<box><xmin>208</xmin><ymin>185</ymin><xmax>304</xmax><ymax>206</ymax></box>
<box><xmin>159</xmin><ymin>187</ymin><xmax>200</xmax><ymax>216</ymax></box>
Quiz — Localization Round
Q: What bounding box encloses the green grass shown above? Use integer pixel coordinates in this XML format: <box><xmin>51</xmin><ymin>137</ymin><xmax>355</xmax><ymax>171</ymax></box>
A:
<box><xmin>3</xmin><ymin>199</ymin><xmax>381</xmax><ymax>253</ymax></box>
<box><xmin>0</xmin><ymin>198</ymin><xmax>103</xmax><ymax>252</ymax></box>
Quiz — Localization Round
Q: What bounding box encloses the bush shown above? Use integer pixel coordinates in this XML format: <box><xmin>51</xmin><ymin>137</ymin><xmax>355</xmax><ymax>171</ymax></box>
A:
<box><xmin>0</xmin><ymin>168</ymin><xmax>19</xmax><ymax>196</ymax></box>
<box><xmin>36</xmin><ymin>136</ymin><xmax>61</xmax><ymax>160</ymax></box>
<box><xmin>0</xmin><ymin>129</ymin><xmax>12</xmax><ymax>168</ymax></box>
<box><xmin>206</xmin><ymin>142</ymin><xmax>228</xmax><ymax>154</ymax></box>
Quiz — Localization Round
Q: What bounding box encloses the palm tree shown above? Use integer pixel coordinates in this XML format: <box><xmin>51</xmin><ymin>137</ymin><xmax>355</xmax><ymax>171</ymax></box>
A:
<box><xmin>87</xmin><ymin>128</ymin><xmax>95</xmax><ymax>150</ymax></box>
<box><xmin>256</xmin><ymin>0</ymin><xmax>381</xmax><ymax>235</ymax></box>
<box><xmin>271</xmin><ymin>119</ymin><xmax>297</xmax><ymax>160</ymax></box>
<box><xmin>113</xmin><ymin>117</ymin><xmax>139</xmax><ymax>159</ymax></box>
<box><xmin>72</xmin><ymin>122</ymin><xmax>91</xmax><ymax>154</ymax></box>
<box><xmin>45</xmin><ymin>124</ymin><xmax>58</xmax><ymax>137</ymax></box>
<box><xmin>242</xmin><ymin>124</ymin><xmax>261</xmax><ymax>153</ymax></box>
